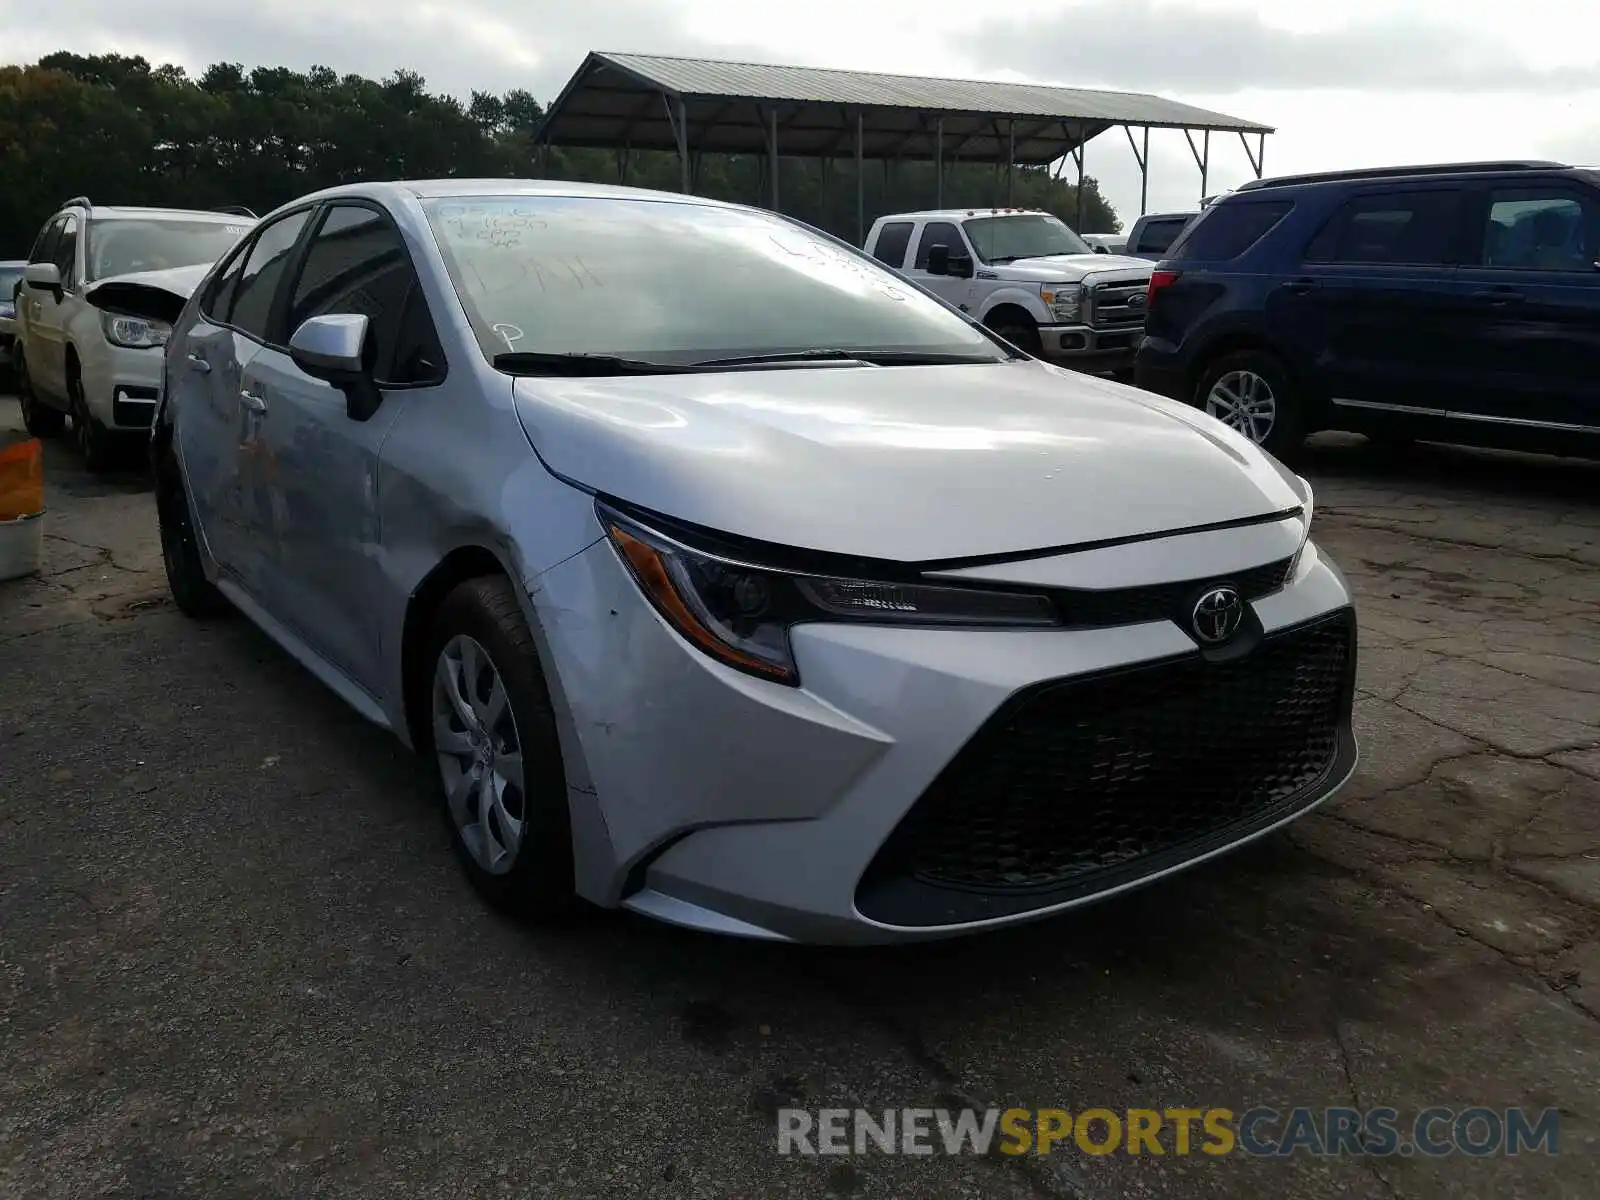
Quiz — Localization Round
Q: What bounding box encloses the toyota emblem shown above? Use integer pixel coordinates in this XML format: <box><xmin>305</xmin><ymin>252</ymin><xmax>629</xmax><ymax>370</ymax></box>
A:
<box><xmin>1191</xmin><ymin>586</ymin><xmax>1245</xmax><ymax>645</ymax></box>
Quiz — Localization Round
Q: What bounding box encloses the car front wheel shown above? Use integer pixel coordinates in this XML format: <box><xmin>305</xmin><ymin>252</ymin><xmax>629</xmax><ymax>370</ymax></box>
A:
<box><xmin>154</xmin><ymin>452</ymin><xmax>229</xmax><ymax>618</ymax></box>
<box><xmin>425</xmin><ymin>576</ymin><xmax>574</xmax><ymax>919</ymax></box>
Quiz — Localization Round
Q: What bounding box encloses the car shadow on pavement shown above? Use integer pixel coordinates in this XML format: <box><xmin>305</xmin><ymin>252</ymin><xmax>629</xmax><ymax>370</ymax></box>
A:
<box><xmin>1299</xmin><ymin>431</ymin><xmax>1600</xmax><ymax>504</ymax></box>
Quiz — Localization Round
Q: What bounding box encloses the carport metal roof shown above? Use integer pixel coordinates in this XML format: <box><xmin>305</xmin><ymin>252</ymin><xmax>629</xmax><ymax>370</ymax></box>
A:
<box><xmin>533</xmin><ymin>51</ymin><xmax>1275</xmax><ymax>236</ymax></box>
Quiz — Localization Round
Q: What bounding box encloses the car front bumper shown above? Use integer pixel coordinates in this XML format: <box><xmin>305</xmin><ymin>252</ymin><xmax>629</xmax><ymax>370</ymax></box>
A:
<box><xmin>82</xmin><ymin>343</ymin><xmax>164</xmax><ymax>431</ymax></box>
<box><xmin>531</xmin><ymin>527</ymin><xmax>1358</xmax><ymax>945</ymax></box>
<box><xmin>1036</xmin><ymin>322</ymin><xmax>1144</xmax><ymax>371</ymax></box>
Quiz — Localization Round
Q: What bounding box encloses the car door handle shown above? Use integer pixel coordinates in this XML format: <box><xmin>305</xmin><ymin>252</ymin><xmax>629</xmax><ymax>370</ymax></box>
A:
<box><xmin>1469</xmin><ymin>288</ymin><xmax>1523</xmax><ymax>305</ymax></box>
<box><xmin>239</xmin><ymin>390</ymin><xmax>267</xmax><ymax>414</ymax></box>
<box><xmin>1281</xmin><ymin>278</ymin><xmax>1319</xmax><ymax>295</ymax></box>
<box><xmin>186</xmin><ymin>352</ymin><xmax>211</xmax><ymax>374</ymax></box>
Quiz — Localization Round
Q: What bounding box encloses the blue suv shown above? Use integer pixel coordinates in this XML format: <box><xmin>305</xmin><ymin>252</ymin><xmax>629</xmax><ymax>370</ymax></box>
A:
<box><xmin>1133</xmin><ymin>161</ymin><xmax>1600</xmax><ymax>459</ymax></box>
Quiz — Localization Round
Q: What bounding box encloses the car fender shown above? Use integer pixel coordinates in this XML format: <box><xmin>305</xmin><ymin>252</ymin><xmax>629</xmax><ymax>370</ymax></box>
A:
<box><xmin>974</xmin><ymin>285</ymin><xmax>1051</xmax><ymax>326</ymax></box>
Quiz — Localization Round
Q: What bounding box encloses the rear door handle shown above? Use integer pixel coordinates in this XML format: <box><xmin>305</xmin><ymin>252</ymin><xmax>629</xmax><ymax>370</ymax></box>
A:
<box><xmin>1469</xmin><ymin>288</ymin><xmax>1523</xmax><ymax>305</ymax></box>
<box><xmin>186</xmin><ymin>352</ymin><xmax>211</xmax><ymax>374</ymax></box>
<box><xmin>1282</xmin><ymin>278</ymin><xmax>1319</xmax><ymax>295</ymax></box>
<box><xmin>239</xmin><ymin>390</ymin><xmax>267</xmax><ymax>414</ymax></box>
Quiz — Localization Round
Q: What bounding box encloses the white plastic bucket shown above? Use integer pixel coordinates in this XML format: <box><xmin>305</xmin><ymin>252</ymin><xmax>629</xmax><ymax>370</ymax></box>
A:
<box><xmin>0</xmin><ymin>510</ymin><xmax>44</xmax><ymax>581</ymax></box>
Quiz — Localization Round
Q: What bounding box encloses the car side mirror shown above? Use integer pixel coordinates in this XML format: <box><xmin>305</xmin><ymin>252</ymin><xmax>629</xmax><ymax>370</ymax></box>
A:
<box><xmin>926</xmin><ymin>243</ymin><xmax>950</xmax><ymax>276</ymax></box>
<box><xmin>289</xmin><ymin>313</ymin><xmax>382</xmax><ymax>422</ymax></box>
<box><xmin>24</xmin><ymin>262</ymin><xmax>62</xmax><ymax>301</ymax></box>
<box><xmin>949</xmin><ymin>253</ymin><xmax>974</xmax><ymax>278</ymax></box>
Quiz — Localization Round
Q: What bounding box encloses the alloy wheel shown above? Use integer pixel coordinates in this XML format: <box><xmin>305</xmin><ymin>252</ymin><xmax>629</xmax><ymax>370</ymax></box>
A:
<box><xmin>432</xmin><ymin>634</ymin><xmax>527</xmax><ymax>876</ymax></box>
<box><xmin>1204</xmin><ymin>369</ymin><xmax>1277</xmax><ymax>444</ymax></box>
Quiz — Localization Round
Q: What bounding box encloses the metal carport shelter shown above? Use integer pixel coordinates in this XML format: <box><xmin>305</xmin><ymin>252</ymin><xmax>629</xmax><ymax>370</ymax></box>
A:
<box><xmin>532</xmin><ymin>51</ymin><xmax>1275</xmax><ymax>240</ymax></box>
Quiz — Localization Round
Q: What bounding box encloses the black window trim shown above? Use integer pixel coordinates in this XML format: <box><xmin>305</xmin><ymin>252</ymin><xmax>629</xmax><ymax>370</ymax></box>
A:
<box><xmin>1300</xmin><ymin>183</ymin><xmax>1469</xmax><ymax>269</ymax></box>
<box><xmin>270</xmin><ymin>198</ymin><xmax>448</xmax><ymax>389</ymax></box>
<box><xmin>1468</xmin><ymin>179</ymin><xmax>1600</xmax><ymax>275</ymax></box>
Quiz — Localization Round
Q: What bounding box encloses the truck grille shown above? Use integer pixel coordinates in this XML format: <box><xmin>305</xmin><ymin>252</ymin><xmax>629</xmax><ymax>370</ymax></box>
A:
<box><xmin>856</xmin><ymin>609</ymin><xmax>1356</xmax><ymax>926</ymax></box>
<box><xmin>1086</xmin><ymin>280</ymin><xmax>1149</xmax><ymax>328</ymax></box>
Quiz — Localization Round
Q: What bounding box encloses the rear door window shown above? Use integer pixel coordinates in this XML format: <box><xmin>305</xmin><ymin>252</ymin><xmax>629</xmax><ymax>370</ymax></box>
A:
<box><xmin>1304</xmin><ymin>190</ymin><xmax>1462</xmax><ymax>266</ymax></box>
<box><xmin>1479</xmin><ymin>188</ymin><xmax>1599</xmax><ymax>272</ymax></box>
<box><xmin>1168</xmin><ymin>201</ymin><xmax>1293</xmax><ymax>262</ymax></box>
<box><xmin>872</xmin><ymin>221</ymin><xmax>914</xmax><ymax>269</ymax></box>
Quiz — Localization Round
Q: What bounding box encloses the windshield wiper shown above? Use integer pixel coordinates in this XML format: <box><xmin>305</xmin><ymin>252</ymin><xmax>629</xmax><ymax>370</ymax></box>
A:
<box><xmin>689</xmin><ymin>349</ymin><xmax>873</xmax><ymax>368</ymax></box>
<box><xmin>691</xmin><ymin>349</ymin><xmax>1005</xmax><ymax>368</ymax></box>
<box><xmin>492</xmin><ymin>351</ymin><xmax>701</xmax><ymax>376</ymax></box>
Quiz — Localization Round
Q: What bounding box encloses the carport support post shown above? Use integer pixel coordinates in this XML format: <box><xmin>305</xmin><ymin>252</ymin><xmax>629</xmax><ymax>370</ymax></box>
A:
<box><xmin>855</xmin><ymin>110</ymin><xmax>865</xmax><ymax>245</ymax></box>
<box><xmin>935</xmin><ymin>115</ymin><xmax>944</xmax><ymax>207</ymax></box>
<box><xmin>1075</xmin><ymin>140</ymin><xmax>1086</xmax><ymax>229</ymax></box>
<box><xmin>1202</xmin><ymin>130</ymin><xmax>1210</xmax><ymax>197</ymax></box>
<box><xmin>1006</xmin><ymin>122</ymin><xmax>1015</xmax><ymax>206</ymax></box>
<box><xmin>767</xmin><ymin>106</ymin><xmax>780</xmax><ymax>211</ymax></box>
<box><xmin>667</xmin><ymin>92</ymin><xmax>690</xmax><ymax>193</ymax></box>
<box><xmin>1123</xmin><ymin>124</ymin><xmax>1149</xmax><ymax>216</ymax></box>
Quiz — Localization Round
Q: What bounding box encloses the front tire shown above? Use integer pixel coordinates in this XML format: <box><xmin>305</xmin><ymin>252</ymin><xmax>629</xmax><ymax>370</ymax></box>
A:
<box><xmin>155</xmin><ymin>452</ymin><xmax>230</xmax><ymax>618</ymax></box>
<box><xmin>991</xmin><ymin>319</ymin><xmax>1043</xmax><ymax>357</ymax></box>
<box><xmin>1193</xmin><ymin>349</ymin><xmax>1307</xmax><ymax>459</ymax></box>
<box><xmin>16</xmin><ymin>353</ymin><xmax>66</xmax><ymax>438</ymax></box>
<box><xmin>424</xmin><ymin>576</ymin><xmax>574</xmax><ymax>919</ymax></box>
<box><xmin>68</xmin><ymin>365</ymin><xmax>118</xmax><ymax>473</ymax></box>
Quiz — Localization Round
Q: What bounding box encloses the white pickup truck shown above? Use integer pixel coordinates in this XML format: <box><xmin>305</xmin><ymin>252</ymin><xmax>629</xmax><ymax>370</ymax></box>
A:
<box><xmin>863</xmin><ymin>208</ymin><xmax>1154</xmax><ymax>373</ymax></box>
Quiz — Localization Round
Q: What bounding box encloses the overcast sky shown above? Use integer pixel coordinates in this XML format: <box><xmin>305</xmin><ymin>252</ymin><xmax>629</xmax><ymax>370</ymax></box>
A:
<box><xmin>4</xmin><ymin>0</ymin><xmax>1597</xmax><ymax>226</ymax></box>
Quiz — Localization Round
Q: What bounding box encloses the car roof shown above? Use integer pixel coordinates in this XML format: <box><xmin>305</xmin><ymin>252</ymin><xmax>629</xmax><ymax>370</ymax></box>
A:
<box><xmin>271</xmin><ymin>178</ymin><xmax>747</xmax><ymax>212</ymax></box>
<box><xmin>876</xmin><ymin>208</ymin><xmax>1051</xmax><ymax>222</ymax></box>
<box><xmin>80</xmin><ymin>206</ymin><xmax>252</xmax><ymax>224</ymax></box>
<box><xmin>1235</xmin><ymin>160</ymin><xmax>1573</xmax><ymax>194</ymax></box>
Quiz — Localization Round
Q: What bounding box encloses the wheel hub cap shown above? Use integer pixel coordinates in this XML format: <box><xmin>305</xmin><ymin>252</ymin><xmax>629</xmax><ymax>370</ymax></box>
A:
<box><xmin>431</xmin><ymin>634</ymin><xmax>527</xmax><ymax>876</ymax></box>
<box><xmin>1205</xmin><ymin>369</ymin><xmax>1277</xmax><ymax>445</ymax></box>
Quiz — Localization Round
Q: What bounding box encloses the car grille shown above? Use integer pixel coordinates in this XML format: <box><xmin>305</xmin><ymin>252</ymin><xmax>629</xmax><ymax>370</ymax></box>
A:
<box><xmin>1085</xmin><ymin>280</ymin><xmax>1148</xmax><ymax>328</ymax></box>
<box><xmin>1054</xmin><ymin>556</ymin><xmax>1293</xmax><ymax>628</ymax></box>
<box><xmin>856</xmin><ymin>609</ymin><xmax>1356</xmax><ymax>925</ymax></box>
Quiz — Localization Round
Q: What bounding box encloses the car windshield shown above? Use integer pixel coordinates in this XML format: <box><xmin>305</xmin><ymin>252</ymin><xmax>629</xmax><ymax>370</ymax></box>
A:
<box><xmin>87</xmin><ymin>218</ymin><xmax>252</xmax><ymax>282</ymax></box>
<box><xmin>422</xmin><ymin>195</ymin><xmax>1009</xmax><ymax>368</ymax></box>
<box><xmin>962</xmin><ymin>214</ymin><xmax>1092</xmax><ymax>263</ymax></box>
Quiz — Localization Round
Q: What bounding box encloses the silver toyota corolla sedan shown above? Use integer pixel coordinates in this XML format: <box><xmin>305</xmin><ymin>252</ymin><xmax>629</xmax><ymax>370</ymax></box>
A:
<box><xmin>91</xmin><ymin>179</ymin><xmax>1358</xmax><ymax>944</ymax></box>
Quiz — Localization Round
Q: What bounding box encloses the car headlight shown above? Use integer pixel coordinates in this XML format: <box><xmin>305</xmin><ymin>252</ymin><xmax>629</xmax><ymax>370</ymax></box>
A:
<box><xmin>101</xmin><ymin>312</ymin><xmax>171</xmax><ymax>349</ymax></box>
<box><xmin>0</xmin><ymin>301</ymin><xmax>14</xmax><ymax>319</ymax></box>
<box><xmin>1040</xmin><ymin>282</ymin><xmax>1081</xmax><ymax>322</ymax></box>
<box><xmin>599</xmin><ymin>502</ymin><xmax>1060</xmax><ymax>686</ymax></box>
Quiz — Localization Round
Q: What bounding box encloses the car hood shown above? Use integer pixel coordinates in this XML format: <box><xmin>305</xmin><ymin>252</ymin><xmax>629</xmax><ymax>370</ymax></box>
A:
<box><xmin>1000</xmin><ymin>252</ymin><xmax>1152</xmax><ymax>280</ymax></box>
<box><xmin>511</xmin><ymin>361</ymin><xmax>1307</xmax><ymax>563</ymax></box>
<box><xmin>82</xmin><ymin>264</ymin><xmax>212</xmax><ymax>325</ymax></box>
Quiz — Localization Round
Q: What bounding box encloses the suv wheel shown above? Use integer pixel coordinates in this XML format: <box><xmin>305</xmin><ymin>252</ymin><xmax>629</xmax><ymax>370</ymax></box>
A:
<box><xmin>154</xmin><ymin>451</ymin><xmax>229</xmax><ymax>618</ymax></box>
<box><xmin>424</xmin><ymin>576</ymin><xmax>575</xmax><ymax>919</ymax></box>
<box><xmin>67</xmin><ymin>367</ymin><xmax>119</xmax><ymax>473</ymax></box>
<box><xmin>1194</xmin><ymin>350</ymin><xmax>1305</xmax><ymax>457</ymax></box>
<box><xmin>16</xmin><ymin>354</ymin><xmax>66</xmax><ymax>438</ymax></box>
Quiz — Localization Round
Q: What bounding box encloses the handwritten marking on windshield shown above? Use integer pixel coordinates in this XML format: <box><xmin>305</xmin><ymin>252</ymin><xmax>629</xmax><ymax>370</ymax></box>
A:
<box><xmin>492</xmin><ymin>323</ymin><xmax>525</xmax><ymax>351</ymax></box>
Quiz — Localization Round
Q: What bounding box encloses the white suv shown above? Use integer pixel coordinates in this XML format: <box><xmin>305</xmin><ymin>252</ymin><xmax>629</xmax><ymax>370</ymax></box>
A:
<box><xmin>14</xmin><ymin>198</ymin><xmax>253</xmax><ymax>470</ymax></box>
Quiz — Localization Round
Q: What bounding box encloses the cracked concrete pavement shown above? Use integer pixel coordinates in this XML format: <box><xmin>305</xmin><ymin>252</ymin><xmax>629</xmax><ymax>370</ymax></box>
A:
<box><xmin>1</xmin><ymin>396</ymin><xmax>1597</xmax><ymax>1199</ymax></box>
